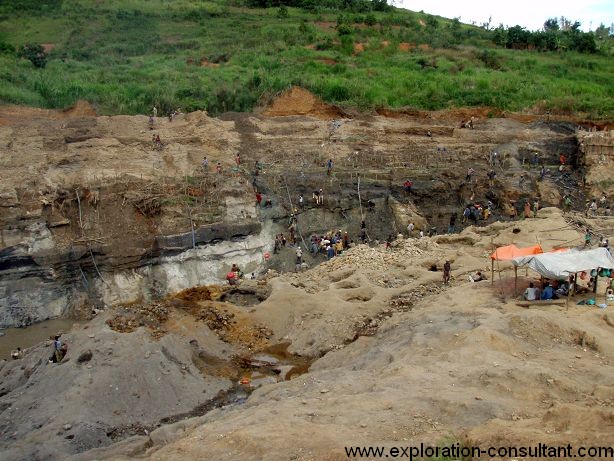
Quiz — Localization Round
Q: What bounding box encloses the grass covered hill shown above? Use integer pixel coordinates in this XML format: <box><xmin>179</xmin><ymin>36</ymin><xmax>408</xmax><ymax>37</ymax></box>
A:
<box><xmin>0</xmin><ymin>0</ymin><xmax>612</xmax><ymax>118</ymax></box>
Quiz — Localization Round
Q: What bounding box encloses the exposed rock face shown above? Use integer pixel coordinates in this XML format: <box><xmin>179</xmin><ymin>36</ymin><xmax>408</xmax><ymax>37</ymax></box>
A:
<box><xmin>0</xmin><ymin>101</ymin><xmax>588</xmax><ymax>326</ymax></box>
<box><xmin>580</xmin><ymin>129</ymin><xmax>614</xmax><ymax>197</ymax></box>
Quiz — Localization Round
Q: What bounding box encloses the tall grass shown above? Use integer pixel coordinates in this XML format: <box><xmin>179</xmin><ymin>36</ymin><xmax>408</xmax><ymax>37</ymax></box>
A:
<box><xmin>0</xmin><ymin>1</ymin><xmax>611</xmax><ymax>118</ymax></box>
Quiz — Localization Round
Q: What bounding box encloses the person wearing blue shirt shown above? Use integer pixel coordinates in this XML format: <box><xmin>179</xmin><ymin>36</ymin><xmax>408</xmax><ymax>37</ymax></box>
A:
<box><xmin>541</xmin><ymin>283</ymin><xmax>554</xmax><ymax>300</ymax></box>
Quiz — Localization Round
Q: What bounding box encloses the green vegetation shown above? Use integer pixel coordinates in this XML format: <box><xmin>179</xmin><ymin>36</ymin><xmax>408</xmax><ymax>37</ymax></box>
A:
<box><xmin>0</xmin><ymin>0</ymin><xmax>612</xmax><ymax>118</ymax></box>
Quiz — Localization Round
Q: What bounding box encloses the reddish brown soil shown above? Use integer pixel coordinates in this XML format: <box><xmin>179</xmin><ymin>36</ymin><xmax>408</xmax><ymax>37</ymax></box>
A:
<box><xmin>262</xmin><ymin>86</ymin><xmax>345</xmax><ymax>120</ymax></box>
<box><xmin>317</xmin><ymin>58</ymin><xmax>338</xmax><ymax>66</ymax></box>
<box><xmin>314</xmin><ymin>21</ymin><xmax>336</xmax><ymax>30</ymax></box>
<box><xmin>353</xmin><ymin>42</ymin><xmax>365</xmax><ymax>53</ymax></box>
<box><xmin>200</xmin><ymin>58</ymin><xmax>220</xmax><ymax>68</ymax></box>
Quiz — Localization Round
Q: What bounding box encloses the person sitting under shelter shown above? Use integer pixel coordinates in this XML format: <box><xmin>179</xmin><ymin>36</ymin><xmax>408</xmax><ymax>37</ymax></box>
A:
<box><xmin>524</xmin><ymin>282</ymin><xmax>540</xmax><ymax>301</ymax></box>
<box><xmin>555</xmin><ymin>281</ymin><xmax>570</xmax><ymax>298</ymax></box>
<box><xmin>541</xmin><ymin>282</ymin><xmax>554</xmax><ymax>300</ymax></box>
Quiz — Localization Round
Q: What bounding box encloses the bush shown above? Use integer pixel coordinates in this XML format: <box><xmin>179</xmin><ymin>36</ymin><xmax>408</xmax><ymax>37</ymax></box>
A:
<box><xmin>364</xmin><ymin>14</ymin><xmax>377</xmax><ymax>26</ymax></box>
<box><xmin>0</xmin><ymin>42</ymin><xmax>15</xmax><ymax>55</ymax></box>
<box><xmin>18</xmin><ymin>43</ymin><xmax>47</xmax><ymax>68</ymax></box>
<box><xmin>337</xmin><ymin>24</ymin><xmax>353</xmax><ymax>36</ymax></box>
<box><xmin>277</xmin><ymin>6</ymin><xmax>288</xmax><ymax>19</ymax></box>
<box><xmin>476</xmin><ymin>49</ymin><xmax>501</xmax><ymax>70</ymax></box>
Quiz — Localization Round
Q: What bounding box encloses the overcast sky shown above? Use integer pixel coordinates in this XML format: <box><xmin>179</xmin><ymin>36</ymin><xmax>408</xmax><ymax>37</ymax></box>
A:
<box><xmin>394</xmin><ymin>0</ymin><xmax>613</xmax><ymax>31</ymax></box>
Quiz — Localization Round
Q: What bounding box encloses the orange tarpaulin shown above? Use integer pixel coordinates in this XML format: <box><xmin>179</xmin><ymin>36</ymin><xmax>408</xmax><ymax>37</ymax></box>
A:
<box><xmin>549</xmin><ymin>248</ymin><xmax>570</xmax><ymax>253</ymax></box>
<box><xmin>490</xmin><ymin>244</ymin><xmax>543</xmax><ymax>261</ymax></box>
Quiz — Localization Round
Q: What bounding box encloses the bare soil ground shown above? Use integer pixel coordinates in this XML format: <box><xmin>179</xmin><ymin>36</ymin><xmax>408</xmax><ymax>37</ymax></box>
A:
<box><xmin>86</xmin><ymin>209</ymin><xmax>613</xmax><ymax>461</ymax></box>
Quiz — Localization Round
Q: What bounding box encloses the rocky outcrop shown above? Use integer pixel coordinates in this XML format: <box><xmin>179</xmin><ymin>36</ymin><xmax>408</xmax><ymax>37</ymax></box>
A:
<box><xmin>0</xmin><ymin>220</ymin><xmax>273</xmax><ymax>327</ymax></box>
<box><xmin>0</xmin><ymin>105</ymin><xmax>591</xmax><ymax>327</ymax></box>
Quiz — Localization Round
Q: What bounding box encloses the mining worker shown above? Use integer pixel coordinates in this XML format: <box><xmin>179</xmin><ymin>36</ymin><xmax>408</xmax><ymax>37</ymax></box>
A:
<box><xmin>523</xmin><ymin>201</ymin><xmax>532</xmax><ymax>219</ymax></box>
<box><xmin>327</xmin><ymin>159</ymin><xmax>333</xmax><ymax>176</ymax></box>
<box><xmin>487</xmin><ymin>169</ymin><xmax>496</xmax><ymax>187</ymax></box>
<box><xmin>299</xmin><ymin>194</ymin><xmax>304</xmax><ymax>208</ymax></box>
<box><xmin>11</xmin><ymin>347</ymin><xmax>22</xmax><ymax>360</ymax></box>
<box><xmin>407</xmin><ymin>222</ymin><xmax>414</xmax><ymax>236</ymax></box>
<box><xmin>235</xmin><ymin>153</ymin><xmax>241</xmax><ymax>166</ymax></box>
<box><xmin>295</xmin><ymin>247</ymin><xmax>303</xmax><ymax>272</ymax></box>
<box><xmin>588</xmin><ymin>199</ymin><xmax>598</xmax><ymax>216</ymax></box>
<box><xmin>448</xmin><ymin>214</ymin><xmax>457</xmax><ymax>234</ymax></box>
<box><xmin>385</xmin><ymin>234</ymin><xmax>393</xmax><ymax>251</ymax></box>
<box><xmin>289</xmin><ymin>223</ymin><xmax>296</xmax><ymax>245</ymax></box>
<box><xmin>403</xmin><ymin>180</ymin><xmax>413</xmax><ymax>193</ymax></box>
<box><xmin>152</xmin><ymin>106</ymin><xmax>157</xmax><ymax>117</ymax></box>
<box><xmin>202</xmin><ymin>156</ymin><xmax>209</xmax><ymax>171</ymax></box>
<box><xmin>312</xmin><ymin>189</ymin><xmax>320</xmax><ymax>205</ymax></box>
<box><xmin>584</xmin><ymin>229</ymin><xmax>592</xmax><ymax>247</ymax></box>
<box><xmin>532</xmin><ymin>199</ymin><xmax>539</xmax><ymax>218</ymax></box>
<box><xmin>359</xmin><ymin>227</ymin><xmax>367</xmax><ymax>243</ymax></box>
<box><xmin>335</xmin><ymin>238</ymin><xmax>343</xmax><ymax>255</ymax></box>
<box><xmin>600</xmin><ymin>193</ymin><xmax>608</xmax><ymax>208</ymax></box>
<box><xmin>443</xmin><ymin>260</ymin><xmax>451</xmax><ymax>285</ymax></box>
<box><xmin>51</xmin><ymin>335</ymin><xmax>66</xmax><ymax>363</ymax></box>
<box><xmin>564</xmin><ymin>194</ymin><xmax>572</xmax><ymax>210</ymax></box>
<box><xmin>559</xmin><ymin>154</ymin><xmax>566</xmax><ymax>165</ymax></box>
<box><xmin>255</xmin><ymin>191</ymin><xmax>262</xmax><ymax>207</ymax></box>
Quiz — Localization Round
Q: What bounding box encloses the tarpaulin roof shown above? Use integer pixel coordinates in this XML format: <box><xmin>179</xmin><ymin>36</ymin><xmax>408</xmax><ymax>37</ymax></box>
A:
<box><xmin>490</xmin><ymin>244</ymin><xmax>543</xmax><ymax>261</ymax></box>
<box><xmin>512</xmin><ymin>247</ymin><xmax>614</xmax><ymax>280</ymax></box>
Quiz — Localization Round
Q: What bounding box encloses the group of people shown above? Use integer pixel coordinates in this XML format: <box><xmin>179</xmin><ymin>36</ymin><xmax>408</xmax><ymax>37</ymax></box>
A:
<box><xmin>524</xmin><ymin>279</ymin><xmax>574</xmax><ymax>301</ymax></box>
<box><xmin>462</xmin><ymin>202</ymin><xmax>493</xmax><ymax>224</ymax></box>
<box><xmin>9</xmin><ymin>334</ymin><xmax>68</xmax><ymax>364</ymax></box>
<box><xmin>309</xmin><ymin>230</ymin><xmax>353</xmax><ymax>259</ymax></box>
<box><xmin>460</xmin><ymin>117</ymin><xmax>475</xmax><ymax>129</ymax></box>
<box><xmin>226</xmin><ymin>263</ymin><xmax>244</xmax><ymax>285</ymax></box>
<box><xmin>586</xmin><ymin>194</ymin><xmax>610</xmax><ymax>216</ymax></box>
<box><xmin>522</xmin><ymin>198</ymin><xmax>540</xmax><ymax>219</ymax></box>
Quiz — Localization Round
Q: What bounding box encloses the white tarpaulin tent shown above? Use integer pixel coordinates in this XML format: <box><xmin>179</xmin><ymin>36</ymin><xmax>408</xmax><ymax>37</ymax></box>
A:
<box><xmin>512</xmin><ymin>248</ymin><xmax>614</xmax><ymax>280</ymax></box>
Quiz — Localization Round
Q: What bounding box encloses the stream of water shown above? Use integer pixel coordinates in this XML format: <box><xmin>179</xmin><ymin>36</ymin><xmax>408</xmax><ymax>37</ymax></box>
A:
<box><xmin>0</xmin><ymin>319</ymin><xmax>80</xmax><ymax>360</ymax></box>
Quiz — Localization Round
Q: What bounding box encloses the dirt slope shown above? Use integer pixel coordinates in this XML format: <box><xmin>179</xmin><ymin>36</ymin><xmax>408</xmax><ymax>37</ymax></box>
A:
<box><xmin>96</xmin><ymin>208</ymin><xmax>613</xmax><ymax>461</ymax></box>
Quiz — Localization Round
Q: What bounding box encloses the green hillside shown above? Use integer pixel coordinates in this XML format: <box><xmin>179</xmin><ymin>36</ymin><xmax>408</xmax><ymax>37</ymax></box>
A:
<box><xmin>0</xmin><ymin>0</ymin><xmax>612</xmax><ymax>118</ymax></box>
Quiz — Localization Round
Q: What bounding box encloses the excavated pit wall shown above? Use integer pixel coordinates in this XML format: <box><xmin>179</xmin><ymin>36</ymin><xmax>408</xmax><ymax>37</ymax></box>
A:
<box><xmin>0</xmin><ymin>106</ymin><xmax>591</xmax><ymax>328</ymax></box>
<box><xmin>0</xmin><ymin>220</ymin><xmax>275</xmax><ymax>328</ymax></box>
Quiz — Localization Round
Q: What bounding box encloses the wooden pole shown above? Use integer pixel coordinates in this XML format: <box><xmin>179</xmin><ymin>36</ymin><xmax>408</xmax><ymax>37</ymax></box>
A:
<box><xmin>491</xmin><ymin>258</ymin><xmax>494</xmax><ymax>286</ymax></box>
<box><xmin>566</xmin><ymin>274</ymin><xmax>572</xmax><ymax>309</ymax></box>
<box><xmin>514</xmin><ymin>265</ymin><xmax>518</xmax><ymax>296</ymax></box>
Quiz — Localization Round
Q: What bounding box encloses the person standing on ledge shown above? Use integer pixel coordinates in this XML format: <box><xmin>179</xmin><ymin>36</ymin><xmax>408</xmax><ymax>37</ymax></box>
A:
<box><xmin>443</xmin><ymin>260</ymin><xmax>451</xmax><ymax>285</ymax></box>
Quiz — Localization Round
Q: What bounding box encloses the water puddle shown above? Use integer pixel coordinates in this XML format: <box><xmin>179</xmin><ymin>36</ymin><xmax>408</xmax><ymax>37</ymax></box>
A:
<box><xmin>220</xmin><ymin>286</ymin><xmax>271</xmax><ymax>307</ymax></box>
<box><xmin>0</xmin><ymin>319</ymin><xmax>80</xmax><ymax>360</ymax></box>
<box><xmin>235</xmin><ymin>342</ymin><xmax>314</xmax><ymax>384</ymax></box>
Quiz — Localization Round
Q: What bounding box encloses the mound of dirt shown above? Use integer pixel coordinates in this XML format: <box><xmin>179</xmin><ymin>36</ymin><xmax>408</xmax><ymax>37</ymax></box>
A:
<box><xmin>62</xmin><ymin>100</ymin><xmax>96</xmax><ymax>117</ymax></box>
<box><xmin>262</xmin><ymin>86</ymin><xmax>345</xmax><ymax>120</ymax></box>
